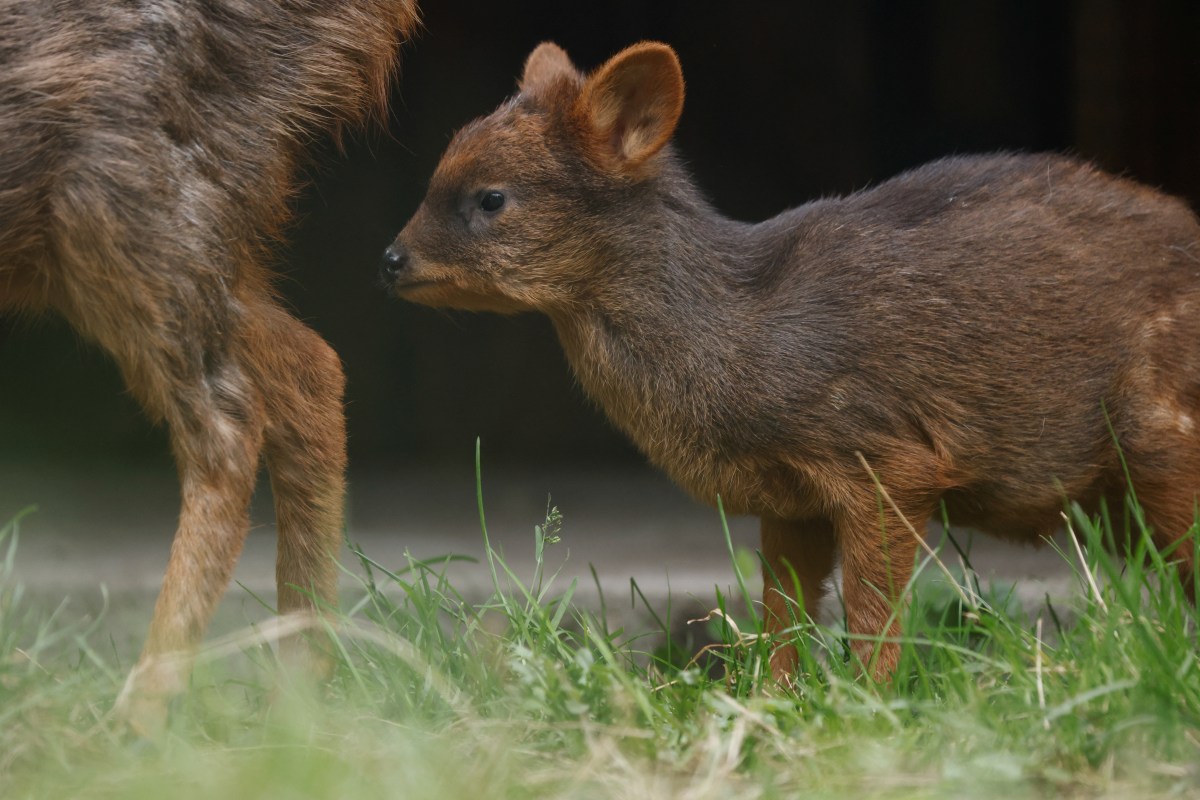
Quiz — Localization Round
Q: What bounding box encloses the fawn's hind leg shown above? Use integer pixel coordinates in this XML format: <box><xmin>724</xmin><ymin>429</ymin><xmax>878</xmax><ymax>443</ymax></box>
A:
<box><xmin>1123</xmin><ymin>442</ymin><xmax>1200</xmax><ymax>600</ymax></box>
<box><xmin>241</xmin><ymin>299</ymin><xmax>347</xmax><ymax>675</ymax></box>
<box><xmin>760</xmin><ymin>516</ymin><xmax>837</xmax><ymax>681</ymax></box>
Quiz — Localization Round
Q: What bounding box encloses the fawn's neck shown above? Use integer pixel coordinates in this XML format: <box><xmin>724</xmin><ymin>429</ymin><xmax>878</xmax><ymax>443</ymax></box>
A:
<box><xmin>547</xmin><ymin>166</ymin><xmax>770</xmax><ymax>465</ymax></box>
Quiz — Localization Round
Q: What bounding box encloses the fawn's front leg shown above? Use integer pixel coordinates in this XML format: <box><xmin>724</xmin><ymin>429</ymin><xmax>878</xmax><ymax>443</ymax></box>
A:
<box><xmin>760</xmin><ymin>516</ymin><xmax>838</xmax><ymax>681</ymax></box>
<box><xmin>835</xmin><ymin>497</ymin><xmax>926</xmax><ymax>681</ymax></box>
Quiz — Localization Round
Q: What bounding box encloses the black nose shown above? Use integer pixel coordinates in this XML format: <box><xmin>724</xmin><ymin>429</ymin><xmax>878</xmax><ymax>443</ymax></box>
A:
<box><xmin>380</xmin><ymin>244</ymin><xmax>410</xmax><ymax>284</ymax></box>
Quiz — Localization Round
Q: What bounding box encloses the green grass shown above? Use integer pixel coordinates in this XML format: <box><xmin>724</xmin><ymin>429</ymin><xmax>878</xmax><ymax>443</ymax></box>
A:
<box><xmin>3</xmin><ymin>453</ymin><xmax>1199</xmax><ymax>799</ymax></box>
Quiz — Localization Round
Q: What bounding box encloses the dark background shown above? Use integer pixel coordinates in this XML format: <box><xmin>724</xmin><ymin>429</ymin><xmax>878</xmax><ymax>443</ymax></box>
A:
<box><xmin>2</xmin><ymin>0</ymin><xmax>1198</xmax><ymax>472</ymax></box>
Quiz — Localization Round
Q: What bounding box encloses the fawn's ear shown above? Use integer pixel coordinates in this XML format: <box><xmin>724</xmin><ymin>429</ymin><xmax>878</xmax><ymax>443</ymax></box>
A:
<box><xmin>520</xmin><ymin>42</ymin><xmax>582</xmax><ymax>92</ymax></box>
<box><xmin>576</xmin><ymin>42</ymin><xmax>684</xmax><ymax>171</ymax></box>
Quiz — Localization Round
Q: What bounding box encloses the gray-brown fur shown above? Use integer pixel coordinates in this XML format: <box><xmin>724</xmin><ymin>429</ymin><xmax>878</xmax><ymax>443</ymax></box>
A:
<box><xmin>385</xmin><ymin>41</ymin><xmax>1200</xmax><ymax>682</ymax></box>
<box><xmin>1</xmin><ymin>0</ymin><xmax>418</xmax><ymax>732</ymax></box>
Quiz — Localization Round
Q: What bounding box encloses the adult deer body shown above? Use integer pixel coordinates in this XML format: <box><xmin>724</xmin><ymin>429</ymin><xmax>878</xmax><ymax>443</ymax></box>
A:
<box><xmin>1</xmin><ymin>0</ymin><xmax>418</xmax><ymax>730</ymax></box>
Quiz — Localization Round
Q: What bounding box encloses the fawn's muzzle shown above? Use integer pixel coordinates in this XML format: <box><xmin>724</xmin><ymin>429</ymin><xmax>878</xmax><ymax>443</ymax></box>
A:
<box><xmin>380</xmin><ymin>243</ymin><xmax>410</xmax><ymax>285</ymax></box>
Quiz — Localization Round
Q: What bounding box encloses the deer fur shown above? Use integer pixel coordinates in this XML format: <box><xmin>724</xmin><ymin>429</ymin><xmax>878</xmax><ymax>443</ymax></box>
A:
<box><xmin>383</xmin><ymin>41</ymin><xmax>1200</xmax><ymax>682</ymax></box>
<box><xmin>0</xmin><ymin>0</ymin><xmax>419</xmax><ymax>732</ymax></box>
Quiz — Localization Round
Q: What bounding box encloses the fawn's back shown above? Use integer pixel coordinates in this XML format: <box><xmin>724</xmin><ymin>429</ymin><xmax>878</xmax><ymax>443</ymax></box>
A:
<box><xmin>728</xmin><ymin>152</ymin><xmax>1200</xmax><ymax>535</ymax></box>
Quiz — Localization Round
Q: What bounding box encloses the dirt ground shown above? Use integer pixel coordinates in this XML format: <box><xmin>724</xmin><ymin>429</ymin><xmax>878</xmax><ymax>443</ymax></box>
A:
<box><xmin>3</xmin><ymin>459</ymin><xmax>1080</xmax><ymax>658</ymax></box>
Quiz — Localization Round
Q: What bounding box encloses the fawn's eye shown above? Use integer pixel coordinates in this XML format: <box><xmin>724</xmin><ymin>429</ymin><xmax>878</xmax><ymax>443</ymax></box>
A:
<box><xmin>479</xmin><ymin>190</ymin><xmax>506</xmax><ymax>213</ymax></box>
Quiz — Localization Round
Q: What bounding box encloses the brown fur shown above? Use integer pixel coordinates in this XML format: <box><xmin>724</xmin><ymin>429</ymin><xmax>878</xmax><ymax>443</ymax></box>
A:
<box><xmin>0</xmin><ymin>0</ymin><xmax>419</xmax><ymax>731</ymax></box>
<box><xmin>384</xmin><ymin>41</ymin><xmax>1200</xmax><ymax>682</ymax></box>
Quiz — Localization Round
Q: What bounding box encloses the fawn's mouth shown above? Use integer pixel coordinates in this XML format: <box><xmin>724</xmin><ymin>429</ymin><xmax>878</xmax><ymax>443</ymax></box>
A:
<box><xmin>392</xmin><ymin>279</ymin><xmax>438</xmax><ymax>292</ymax></box>
<box><xmin>390</xmin><ymin>277</ymin><xmax>486</xmax><ymax>309</ymax></box>
<box><xmin>390</xmin><ymin>278</ymin><xmax>448</xmax><ymax>297</ymax></box>
<box><xmin>390</xmin><ymin>276</ymin><xmax>528</xmax><ymax>313</ymax></box>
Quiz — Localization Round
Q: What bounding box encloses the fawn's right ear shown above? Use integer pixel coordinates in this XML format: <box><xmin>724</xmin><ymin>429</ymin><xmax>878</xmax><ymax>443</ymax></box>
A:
<box><xmin>520</xmin><ymin>42</ymin><xmax>583</xmax><ymax>92</ymax></box>
<box><xmin>575</xmin><ymin>42</ymin><xmax>684</xmax><ymax>173</ymax></box>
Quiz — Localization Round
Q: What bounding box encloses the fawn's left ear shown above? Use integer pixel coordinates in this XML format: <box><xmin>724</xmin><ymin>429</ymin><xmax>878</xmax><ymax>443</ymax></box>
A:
<box><xmin>520</xmin><ymin>42</ymin><xmax>583</xmax><ymax>92</ymax></box>
<box><xmin>575</xmin><ymin>42</ymin><xmax>684</xmax><ymax>172</ymax></box>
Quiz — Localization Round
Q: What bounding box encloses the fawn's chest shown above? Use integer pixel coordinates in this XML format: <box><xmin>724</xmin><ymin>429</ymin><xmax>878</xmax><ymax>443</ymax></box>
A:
<box><xmin>581</xmin><ymin>363</ymin><xmax>825</xmax><ymax>518</ymax></box>
<box><xmin>658</xmin><ymin>447</ymin><xmax>829</xmax><ymax>520</ymax></box>
<box><xmin>558</xmin><ymin>308</ymin><xmax>832</xmax><ymax>518</ymax></box>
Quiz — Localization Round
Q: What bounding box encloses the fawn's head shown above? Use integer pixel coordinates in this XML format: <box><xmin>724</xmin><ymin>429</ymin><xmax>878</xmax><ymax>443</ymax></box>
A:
<box><xmin>382</xmin><ymin>41</ymin><xmax>685</xmax><ymax>312</ymax></box>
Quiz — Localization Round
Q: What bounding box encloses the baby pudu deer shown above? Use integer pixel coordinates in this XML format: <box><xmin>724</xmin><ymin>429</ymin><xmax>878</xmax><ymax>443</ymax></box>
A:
<box><xmin>383</xmin><ymin>42</ymin><xmax>1200</xmax><ymax>682</ymax></box>
<box><xmin>0</xmin><ymin>0</ymin><xmax>418</xmax><ymax>732</ymax></box>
